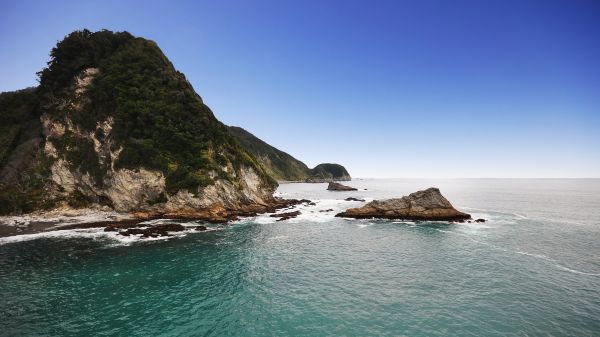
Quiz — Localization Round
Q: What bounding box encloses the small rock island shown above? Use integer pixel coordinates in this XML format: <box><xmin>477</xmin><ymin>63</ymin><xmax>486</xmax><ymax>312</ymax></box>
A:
<box><xmin>336</xmin><ymin>187</ymin><xmax>471</xmax><ymax>221</ymax></box>
<box><xmin>327</xmin><ymin>182</ymin><xmax>358</xmax><ymax>191</ymax></box>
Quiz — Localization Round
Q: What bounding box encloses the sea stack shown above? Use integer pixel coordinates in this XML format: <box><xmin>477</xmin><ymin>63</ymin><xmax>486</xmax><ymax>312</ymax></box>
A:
<box><xmin>336</xmin><ymin>187</ymin><xmax>471</xmax><ymax>221</ymax></box>
<box><xmin>327</xmin><ymin>182</ymin><xmax>358</xmax><ymax>191</ymax></box>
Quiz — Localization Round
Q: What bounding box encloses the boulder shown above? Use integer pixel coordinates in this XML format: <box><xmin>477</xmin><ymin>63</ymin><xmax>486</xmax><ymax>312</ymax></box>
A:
<box><xmin>271</xmin><ymin>211</ymin><xmax>301</xmax><ymax>221</ymax></box>
<box><xmin>335</xmin><ymin>187</ymin><xmax>471</xmax><ymax>221</ymax></box>
<box><xmin>345</xmin><ymin>197</ymin><xmax>365</xmax><ymax>202</ymax></box>
<box><xmin>327</xmin><ymin>182</ymin><xmax>358</xmax><ymax>191</ymax></box>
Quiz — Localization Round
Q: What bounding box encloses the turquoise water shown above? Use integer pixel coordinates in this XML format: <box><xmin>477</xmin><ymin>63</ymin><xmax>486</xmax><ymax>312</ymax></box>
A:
<box><xmin>1</xmin><ymin>179</ymin><xmax>599</xmax><ymax>336</ymax></box>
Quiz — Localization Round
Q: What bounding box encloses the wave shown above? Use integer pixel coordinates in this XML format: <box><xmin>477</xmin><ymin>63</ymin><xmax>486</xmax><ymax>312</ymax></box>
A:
<box><xmin>432</xmin><ymin>228</ymin><xmax>600</xmax><ymax>277</ymax></box>
<box><xmin>0</xmin><ymin>225</ymin><xmax>217</xmax><ymax>246</ymax></box>
<box><xmin>554</xmin><ymin>264</ymin><xmax>600</xmax><ymax>276</ymax></box>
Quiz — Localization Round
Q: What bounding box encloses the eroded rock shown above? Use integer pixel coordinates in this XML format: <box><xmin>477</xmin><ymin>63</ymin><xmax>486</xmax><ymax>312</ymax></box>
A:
<box><xmin>335</xmin><ymin>187</ymin><xmax>471</xmax><ymax>221</ymax></box>
<box><xmin>327</xmin><ymin>182</ymin><xmax>358</xmax><ymax>191</ymax></box>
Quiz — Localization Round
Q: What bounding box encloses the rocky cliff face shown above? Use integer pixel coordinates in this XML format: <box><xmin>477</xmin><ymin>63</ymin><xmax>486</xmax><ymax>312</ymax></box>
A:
<box><xmin>0</xmin><ymin>30</ymin><xmax>277</xmax><ymax>215</ymax></box>
<box><xmin>336</xmin><ymin>187</ymin><xmax>471</xmax><ymax>221</ymax></box>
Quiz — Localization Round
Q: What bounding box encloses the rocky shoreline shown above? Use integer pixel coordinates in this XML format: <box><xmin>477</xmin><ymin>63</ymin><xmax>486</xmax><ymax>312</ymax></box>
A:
<box><xmin>0</xmin><ymin>187</ymin><xmax>482</xmax><ymax>239</ymax></box>
<box><xmin>0</xmin><ymin>198</ymin><xmax>314</xmax><ymax>238</ymax></box>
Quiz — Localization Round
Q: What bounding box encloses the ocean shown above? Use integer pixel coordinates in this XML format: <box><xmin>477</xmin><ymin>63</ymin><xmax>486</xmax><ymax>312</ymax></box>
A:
<box><xmin>1</xmin><ymin>179</ymin><xmax>599</xmax><ymax>336</ymax></box>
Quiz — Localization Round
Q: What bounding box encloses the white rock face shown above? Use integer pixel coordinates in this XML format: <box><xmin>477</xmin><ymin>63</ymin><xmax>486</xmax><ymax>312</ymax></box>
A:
<box><xmin>165</xmin><ymin>166</ymin><xmax>272</xmax><ymax>212</ymax></box>
<box><xmin>38</xmin><ymin>67</ymin><xmax>275</xmax><ymax>213</ymax></box>
<box><xmin>50</xmin><ymin>159</ymin><xmax>77</xmax><ymax>193</ymax></box>
<box><xmin>104</xmin><ymin>169</ymin><xmax>166</xmax><ymax>212</ymax></box>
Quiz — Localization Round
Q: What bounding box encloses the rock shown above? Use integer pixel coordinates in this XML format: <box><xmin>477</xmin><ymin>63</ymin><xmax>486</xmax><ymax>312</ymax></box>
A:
<box><xmin>475</xmin><ymin>218</ymin><xmax>486</xmax><ymax>223</ymax></box>
<box><xmin>320</xmin><ymin>209</ymin><xmax>334</xmax><ymax>212</ymax></box>
<box><xmin>118</xmin><ymin>223</ymin><xmax>185</xmax><ymax>238</ymax></box>
<box><xmin>335</xmin><ymin>187</ymin><xmax>471</xmax><ymax>221</ymax></box>
<box><xmin>270</xmin><ymin>211</ymin><xmax>301</xmax><ymax>219</ymax></box>
<box><xmin>344</xmin><ymin>197</ymin><xmax>365</xmax><ymax>202</ymax></box>
<box><xmin>270</xmin><ymin>210</ymin><xmax>301</xmax><ymax>221</ymax></box>
<box><xmin>194</xmin><ymin>225</ymin><xmax>208</xmax><ymax>231</ymax></box>
<box><xmin>327</xmin><ymin>182</ymin><xmax>358</xmax><ymax>191</ymax></box>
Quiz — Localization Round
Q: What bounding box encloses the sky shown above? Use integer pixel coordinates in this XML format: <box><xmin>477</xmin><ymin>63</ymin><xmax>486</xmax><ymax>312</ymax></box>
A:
<box><xmin>1</xmin><ymin>0</ymin><xmax>599</xmax><ymax>178</ymax></box>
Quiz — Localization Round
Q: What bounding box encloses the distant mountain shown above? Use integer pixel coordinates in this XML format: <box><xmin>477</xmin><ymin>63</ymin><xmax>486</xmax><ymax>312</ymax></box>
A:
<box><xmin>307</xmin><ymin>163</ymin><xmax>351</xmax><ymax>183</ymax></box>
<box><xmin>227</xmin><ymin>126</ymin><xmax>309</xmax><ymax>181</ymax></box>
<box><xmin>227</xmin><ymin>127</ymin><xmax>351</xmax><ymax>183</ymax></box>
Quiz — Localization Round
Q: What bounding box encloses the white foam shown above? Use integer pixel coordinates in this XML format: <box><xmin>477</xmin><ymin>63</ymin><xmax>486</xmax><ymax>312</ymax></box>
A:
<box><xmin>555</xmin><ymin>264</ymin><xmax>600</xmax><ymax>276</ymax></box>
<box><xmin>0</xmin><ymin>225</ymin><xmax>217</xmax><ymax>246</ymax></box>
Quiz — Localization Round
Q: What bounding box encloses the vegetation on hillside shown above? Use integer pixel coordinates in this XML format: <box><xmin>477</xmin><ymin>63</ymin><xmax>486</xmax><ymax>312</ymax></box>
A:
<box><xmin>227</xmin><ymin>126</ymin><xmax>309</xmax><ymax>181</ymax></box>
<box><xmin>37</xmin><ymin>29</ymin><xmax>276</xmax><ymax>193</ymax></box>
<box><xmin>0</xmin><ymin>88</ymin><xmax>40</xmax><ymax>166</ymax></box>
<box><xmin>0</xmin><ymin>88</ymin><xmax>55</xmax><ymax>214</ymax></box>
<box><xmin>308</xmin><ymin>163</ymin><xmax>351</xmax><ymax>182</ymax></box>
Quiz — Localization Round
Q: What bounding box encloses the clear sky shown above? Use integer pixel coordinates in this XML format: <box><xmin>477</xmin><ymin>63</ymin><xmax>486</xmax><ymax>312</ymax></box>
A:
<box><xmin>1</xmin><ymin>0</ymin><xmax>599</xmax><ymax>178</ymax></box>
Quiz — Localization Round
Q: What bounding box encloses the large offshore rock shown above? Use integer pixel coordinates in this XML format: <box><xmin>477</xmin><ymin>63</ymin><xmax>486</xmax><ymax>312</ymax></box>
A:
<box><xmin>336</xmin><ymin>187</ymin><xmax>471</xmax><ymax>221</ymax></box>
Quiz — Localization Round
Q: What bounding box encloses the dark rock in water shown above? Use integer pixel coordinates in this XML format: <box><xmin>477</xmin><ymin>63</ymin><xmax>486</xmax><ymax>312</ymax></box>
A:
<box><xmin>475</xmin><ymin>218</ymin><xmax>486</xmax><ymax>223</ymax></box>
<box><xmin>335</xmin><ymin>187</ymin><xmax>471</xmax><ymax>221</ymax></box>
<box><xmin>194</xmin><ymin>225</ymin><xmax>208</xmax><ymax>231</ymax></box>
<box><xmin>320</xmin><ymin>209</ymin><xmax>334</xmax><ymax>212</ymax></box>
<box><xmin>270</xmin><ymin>210</ymin><xmax>301</xmax><ymax>222</ymax></box>
<box><xmin>345</xmin><ymin>197</ymin><xmax>365</xmax><ymax>202</ymax></box>
<box><xmin>271</xmin><ymin>211</ymin><xmax>301</xmax><ymax>218</ymax></box>
<box><xmin>327</xmin><ymin>182</ymin><xmax>358</xmax><ymax>191</ymax></box>
<box><xmin>118</xmin><ymin>223</ymin><xmax>185</xmax><ymax>238</ymax></box>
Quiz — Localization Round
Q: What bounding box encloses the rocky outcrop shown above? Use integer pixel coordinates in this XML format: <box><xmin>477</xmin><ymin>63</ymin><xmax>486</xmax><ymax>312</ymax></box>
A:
<box><xmin>1</xmin><ymin>30</ymin><xmax>281</xmax><ymax>217</ymax></box>
<box><xmin>336</xmin><ymin>187</ymin><xmax>471</xmax><ymax>221</ymax></box>
<box><xmin>270</xmin><ymin>210</ymin><xmax>301</xmax><ymax>221</ymax></box>
<box><xmin>327</xmin><ymin>182</ymin><xmax>358</xmax><ymax>191</ymax></box>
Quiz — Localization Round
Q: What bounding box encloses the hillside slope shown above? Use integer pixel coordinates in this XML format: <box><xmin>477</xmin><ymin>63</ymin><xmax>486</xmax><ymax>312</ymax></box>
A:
<box><xmin>227</xmin><ymin>126</ymin><xmax>309</xmax><ymax>181</ymax></box>
<box><xmin>227</xmin><ymin>127</ymin><xmax>352</xmax><ymax>183</ymax></box>
<box><xmin>0</xmin><ymin>29</ymin><xmax>277</xmax><ymax>215</ymax></box>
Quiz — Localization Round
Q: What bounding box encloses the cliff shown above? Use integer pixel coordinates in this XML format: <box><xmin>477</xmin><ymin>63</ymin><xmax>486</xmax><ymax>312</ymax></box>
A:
<box><xmin>0</xmin><ymin>29</ymin><xmax>277</xmax><ymax>216</ymax></box>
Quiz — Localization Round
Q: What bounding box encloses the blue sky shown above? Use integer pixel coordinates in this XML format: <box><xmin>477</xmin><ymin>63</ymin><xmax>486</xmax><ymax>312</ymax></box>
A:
<box><xmin>1</xmin><ymin>0</ymin><xmax>599</xmax><ymax>177</ymax></box>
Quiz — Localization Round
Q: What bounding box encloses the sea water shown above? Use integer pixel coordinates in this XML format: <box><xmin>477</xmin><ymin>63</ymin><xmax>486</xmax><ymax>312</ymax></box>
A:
<box><xmin>0</xmin><ymin>179</ymin><xmax>599</xmax><ymax>336</ymax></box>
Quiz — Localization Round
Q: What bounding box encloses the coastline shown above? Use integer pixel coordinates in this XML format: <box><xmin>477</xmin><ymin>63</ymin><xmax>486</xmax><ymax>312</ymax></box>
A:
<box><xmin>0</xmin><ymin>197</ymin><xmax>312</xmax><ymax>238</ymax></box>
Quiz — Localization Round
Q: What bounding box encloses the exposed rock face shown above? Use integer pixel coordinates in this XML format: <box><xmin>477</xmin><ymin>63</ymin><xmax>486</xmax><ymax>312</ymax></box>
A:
<box><xmin>336</xmin><ymin>187</ymin><xmax>471</xmax><ymax>221</ymax></box>
<box><xmin>327</xmin><ymin>182</ymin><xmax>358</xmax><ymax>191</ymax></box>
<box><xmin>0</xmin><ymin>30</ymin><xmax>278</xmax><ymax>216</ymax></box>
<box><xmin>306</xmin><ymin>163</ymin><xmax>351</xmax><ymax>183</ymax></box>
